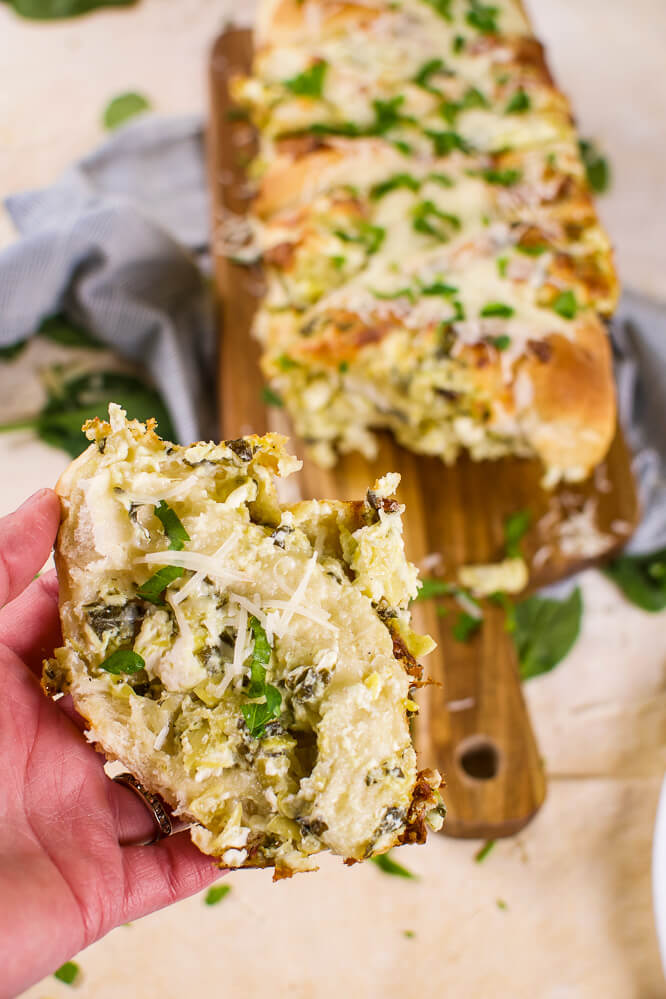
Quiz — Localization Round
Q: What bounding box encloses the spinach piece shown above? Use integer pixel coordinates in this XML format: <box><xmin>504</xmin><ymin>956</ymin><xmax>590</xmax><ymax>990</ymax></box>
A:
<box><xmin>54</xmin><ymin>961</ymin><xmax>80</xmax><ymax>984</ymax></box>
<box><xmin>0</xmin><ymin>369</ymin><xmax>175</xmax><ymax>458</ymax></box>
<box><xmin>505</xmin><ymin>90</ymin><xmax>531</xmax><ymax>114</ymax></box>
<box><xmin>284</xmin><ymin>61</ymin><xmax>328</xmax><ymax>98</ymax></box>
<box><xmin>466</xmin><ymin>1</ymin><xmax>499</xmax><ymax>33</ymax></box>
<box><xmin>137</xmin><ymin>566</ymin><xmax>185</xmax><ymax>604</ymax></box>
<box><xmin>204</xmin><ymin>884</ymin><xmax>231</xmax><ymax>905</ymax></box>
<box><xmin>413</xmin><ymin>58</ymin><xmax>450</xmax><ymax>95</ymax></box>
<box><xmin>262</xmin><ymin>385</ymin><xmax>284</xmax><ymax>407</ymax></box>
<box><xmin>513</xmin><ymin>587</ymin><xmax>582</xmax><ymax>680</ymax></box>
<box><xmin>371</xmin><ymin>851</ymin><xmax>417</xmax><ymax>878</ymax></box>
<box><xmin>504</xmin><ymin>510</ymin><xmax>530</xmax><ymax>558</ymax></box>
<box><xmin>103</xmin><ymin>92</ymin><xmax>151</xmax><ymax>130</ymax></box>
<box><xmin>241</xmin><ymin>617</ymin><xmax>282</xmax><ymax>738</ymax></box>
<box><xmin>370</xmin><ymin>173</ymin><xmax>420</xmax><ymax>199</ymax></box>
<box><xmin>426</xmin><ymin>130</ymin><xmax>471</xmax><ymax>156</ymax></box>
<box><xmin>552</xmin><ymin>289</ymin><xmax>578</xmax><ymax>320</ymax></box>
<box><xmin>603</xmin><ymin>548</ymin><xmax>666</xmax><ymax>612</ymax></box>
<box><xmin>420</xmin><ymin>0</ymin><xmax>452</xmax><ymax>20</ymax></box>
<box><xmin>99</xmin><ymin>649</ymin><xmax>145</xmax><ymax>675</ymax></box>
<box><xmin>579</xmin><ymin>138</ymin><xmax>611</xmax><ymax>194</ymax></box>
<box><xmin>480</xmin><ymin>302</ymin><xmax>514</xmax><ymax>318</ymax></box>
<box><xmin>154</xmin><ymin>501</ymin><xmax>189</xmax><ymax>551</ymax></box>
<box><xmin>491</xmin><ymin>334</ymin><xmax>511</xmax><ymax>351</ymax></box>
<box><xmin>452</xmin><ymin>611</ymin><xmax>482</xmax><ymax>642</ymax></box>
<box><xmin>414</xmin><ymin>578</ymin><xmax>452</xmax><ymax>601</ymax></box>
<box><xmin>3</xmin><ymin>0</ymin><xmax>136</xmax><ymax>18</ymax></box>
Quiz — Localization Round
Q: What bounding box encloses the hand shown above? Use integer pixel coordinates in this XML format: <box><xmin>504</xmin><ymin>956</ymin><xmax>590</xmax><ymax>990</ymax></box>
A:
<box><xmin>0</xmin><ymin>490</ymin><xmax>220</xmax><ymax>998</ymax></box>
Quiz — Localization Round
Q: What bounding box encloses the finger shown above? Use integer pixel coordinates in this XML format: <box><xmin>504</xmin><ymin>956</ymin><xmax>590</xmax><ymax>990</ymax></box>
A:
<box><xmin>0</xmin><ymin>570</ymin><xmax>60</xmax><ymax>674</ymax></box>
<box><xmin>0</xmin><ymin>489</ymin><xmax>60</xmax><ymax>608</ymax></box>
<box><xmin>119</xmin><ymin>833</ymin><xmax>222</xmax><ymax>924</ymax></box>
<box><xmin>107</xmin><ymin>779</ymin><xmax>164</xmax><ymax>847</ymax></box>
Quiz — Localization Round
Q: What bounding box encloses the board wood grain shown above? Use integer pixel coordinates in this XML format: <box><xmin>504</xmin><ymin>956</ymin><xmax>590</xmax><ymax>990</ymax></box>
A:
<box><xmin>208</xmin><ymin>28</ymin><xmax>639</xmax><ymax>839</ymax></box>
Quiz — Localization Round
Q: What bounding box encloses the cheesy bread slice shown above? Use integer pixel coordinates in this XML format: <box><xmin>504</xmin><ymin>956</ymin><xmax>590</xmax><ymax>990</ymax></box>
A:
<box><xmin>44</xmin><ymin>406</ymin><xmax>443</xmax><ymax>876</ymax></box>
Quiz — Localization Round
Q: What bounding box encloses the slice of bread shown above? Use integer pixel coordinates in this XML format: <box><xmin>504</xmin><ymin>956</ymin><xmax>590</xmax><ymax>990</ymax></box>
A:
<box><xmin>44</xmin><ymin>405</ymin><xmax>443</xmax><ymax>876</ymax></box>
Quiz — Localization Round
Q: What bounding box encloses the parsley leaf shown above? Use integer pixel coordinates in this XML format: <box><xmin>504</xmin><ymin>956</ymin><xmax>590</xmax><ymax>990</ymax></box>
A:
<box><xmin>99</xmin><ymin>650</ymin><xmax>145</xmax><ymax>675</ymax></box>
<box><xmin>54</xmin><ymin>961</ymin><xmax>80</xmax><ymax>984</ymax></box>
<box><xmin>205</xmin><ymin>884</ymin><xmax>231</xmax><ymax>905</ymax></box>
<box><xmin>426</xmin><ymin>171</ymin><xmax>454</xmax><ymax>187</ymax></box>
<box><xmin>241</xmin><ymin>617</ymin><xmax>282</xmax><ymax>738</ymax></box>
<box><xmin>421</xmin><ymin>0</ymin><xmax>453</xmax><ymax>21</ymax></box>
<box><xmin>480</xmin><ymin>302</ymin><xmax>514</xmax><ymax>318</ymax></box>
<box><xmin>154</xmin><ymin>501</ymin><xmax>190</xmax><ymax>551</ymax></box>
<box><xmin>475</xmin><ymin>839</ymin><xmax>496</xmax><ymax>862</ymax></box>
<box><xmin>466</xmin><ymin>1</ymin><xmax>499</xmax><ymax>33</ymax></box>
<box><xmin>4</xmin><ymin>0</ymin><xmax>135</xmax><ymax>17</ymax></box>
<box><xmin>420</xmin><ymin>281</ymin><xmax>458</xmax><ymax>297</ymax></box>
<box><xmin>504</xmin><ymin>510</ymin><xmax>530</xmax><ymax>558</ymax></box>
<box><xmin>426</xmin><ymin>129</ymin><xmax>471</xmax><ymax>156</ymax></box>
<box><xmin>552</xmin><ymin>289</ymin><xmax>578</xmax><ymax>320</ymax></box>
<box><xmin>480</xmin><ymin>168</ymin><xmax>522</xmax><ymax>186</ymax></box>
<box><xmin>491</xmin><ymin>334</ymin><xmax>511</xmax><ymax>351</ymax></box>
<box><xmin>452</xmin><ymin>611</ymin><xmax>482</xmax><ymax>642</ymax></box>
<box><xmin>414</xmin><ymin>578</ymin><xmax>452</xmax><ymax>601</ymax></box>
<box><xmin>505</xmin><ymin>90</ymin><xmax>531</xmax><ymax>114</ymax></box>
<box><xmin>371</xmin><ymin>851</ymin><xmax>417</xmax><ymax>878</ymax></box>
<box><xmin>284</xmin><ymin>61</ymin><xmax>328</xmax><ymax>98</ymax></box>
<box><xmin>452</xmin><ymin>34</ymin><xmax>465</xmax><ymax>53</ymax></box>
<box><xmin>603</xmin><ymin>548</ymin><xmax>666</xmax><ymax>612</ymax></box>
<box><xmin>103</xmin><ymin>92</ymin><xmax>151</xmax><ymax>130</ymax></box>
<box><xmin>276</xmin><ymin>353</ymin><xmax>298</xmax><ymax>371</ymax></box>
<box><xmin>513</xmin><ymin>587</ymin><xmax>582</xmax><ymax>680</ymax></box>
<box><xmin>370</xmin><ymin>173</ymin><xmax>421</xmax><ymax>199</ymax></box>
<box><xmin>414</xmin><ymin>58</ymin><xmax>450</xmax><ymax>94</ymax></box>
<box><xmin>516</xmin><ymin>243</ymin><xmax>547</xmax><ymax>256</ymax></box>
<box><xmin>579</xmin><ymin>138</ymin><xmax>610</xmax><ymax>194</ymax></box>
<box><xmin>262</xmin><ymin>385</ymin><xmax>284</xmax><ymax>407</ymax></box>
<box><xmin>137</xmin><ymin>566</ymin><xmax>184</xmax><ymax>604</ymax></box>
<box><xmin>412</xmin><ymin>200</ymin><xmax>461</xmax><ymax>240</ymax></box>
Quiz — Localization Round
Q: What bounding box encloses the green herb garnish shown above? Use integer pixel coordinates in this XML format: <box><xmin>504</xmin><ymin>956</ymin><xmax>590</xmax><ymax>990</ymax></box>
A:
<box><xmin>38</xmin><ymin>315</ymin><xmax>104</xmax><ymax>349</ymax></box>
<box><xmin>579</xmin><ymin>138</ymin><xmax>610</xmax><ymax>194</ymax></box>
<box><xmin>497</xmin><ymin>256</ymin><xmax>509</xmax><ymax>277</ymax></box>
<box><xmin>276</xmin><ymin>353</ymin><xmax>299</xmax><ymax>371</ymax></box>
<box><xmin>552</xmin><ymin>289</ymin><xmax>578</xmax><ymax>320</ymax></box>
<box><xmin>334</xmin><ymin>221</ymin><xmax>386</xmax><ymax>255</ymax></box>
<box><xmin>154</xmin><ymin>501</ymin><xmax>190</xmax><ymax>551</ymax></box>
<box><xmin>284</xmin><ymin>61</ymin><xmax>328</xmax><ymax>98</ymax></box>
<box><xmin>480</xmin><ymin>302</ymin><xmax>514</xmax><ymax>318</ymax></box>
<box><xmin>426</xmin><ymin>130</ymin><xmax>470</xmax><ymax>156</ymax></box>
<box><xmin>452</xmin><ymin>34</ymin><xmax>466</xmax><ymax>53</ymax></box>
<box><xmin>474</xmin><ymin>839</ymin><xmax>496</xmax><ymax>862</ymax></box>
<box><xmin>412</xmin><ymin>200</ymin><xmax>461</xmax><ymax>240</ymax></box>
<box><xmin>426</xmin><ymin>171</ymin><xmax>454</xmax><ymax>187</ymax></box>
<box><xmin>603</xmin><ymin>548</ymin><xmax>666</xmax><ymax>612</ymax></box>
<box><xmin>54</xmin><ymin>961</ymin><xmax>80</xmax><ymax>985</ymax></box>
<box><xmin>414</xmin><ymin>578</ymin><xmax>452</xmax><ymax>601</ymax></box>
<box><xmin>137</xmin><ymin>566</ymin><xmax>185</xmax><ymax>604</ymax></box>
<box><xmin>205</xmin><ymin>884</ymin><xmax>231</xmax><ymax>905</ymax></box>
<box><xmin>505</xmin><ymin>90</ymin><xmax>531</xmax><ymax>114</ymax></box>
<box><xmin>496</xmin><ymin>899</ymin><xmax>508</xmax><ymax>910</ymax></box>
<box><xmin>99</xmin><ymin>650</ymin><xmax>145</xmax><ymax>675</ymax></box>
<box><xmin>421</xmin><ymin>0</ymin><xmax>453</xmax><ymax>21</ymax></box>
<box><xmin>420</xmin><ymin>281</ymin><xmax>458</xmax><ymax>297</ymax></box>
<box><xmin>452</xmin><ymin>611</ymin><xmax>482</xmax><ymax>642</ymax></box>
<box><xmin>5</xmin><ymin>0</ymin><xmax>135</xmax><ymax>18</ymax></box>
<box><xmin>261</xmin><ymin>385</ymin><xmax>284</xmax><ymax>407</ymax></box>
<box><xmin>504</xmin><ymin>510</ymin><xmax>530</xmax><ymax>558</ymax></box>
<box><xmin>103</xmin><ymin>92</ymin><xmax>151</xmax><ymax>130</ymax></box>
<box><xmin>516</xmin><ymin>243</ymin><xmax>546</xmax><ymax>256</ymax></box>
<box><xmin>491</xmin><ymin>334</ymin><xmax>511</xmax><ymax>351</ymax></box>
<box><xmin>338</xmin><ymin>360</ymin><xmax>350</xmax><ymax>373</ymax></box>
<box><xmin>513</xmin><ymin>587</ymin><xmax>582</xmax><ymax>680</ymax></box>
<box><xmin>370</xmin><ymin>173</ymin><xmax>420</xmax><ymax>199</ymax></box>
<box><xmin>404</xmin><ymin>929</ymin><xmax>416</xmax><ymax>938</ymax></box>
<box><xmin>480</xmin><ymin>168</ymin><xmax>522</xmax><ymax>186</ymax></box>
<box><xmin>466</xmin><ymin>1</ymin><xmax>499</xmax><ymax>33</ymax></box>
<box><xmin>372</xmin><ymin>287</ymin><xmax>416</xmax><ymax>302</ymax></box>
<box><xmin>414</xmin><ymin>58</ymin><xmax>449</xmax><ymax>95</ymax></box>
<box><xmin>371</xmin><ymin>852</ymin><xmax>417</xmax><ymax>879</ymax></box>
<box><xmin>241</xmin><ymin>617</ymin><xmax>282</xmax><ymax>738</ymax></box>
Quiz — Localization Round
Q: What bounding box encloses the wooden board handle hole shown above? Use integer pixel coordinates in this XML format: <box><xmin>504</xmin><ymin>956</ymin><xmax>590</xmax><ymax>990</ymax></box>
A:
<box><xmin>456</xmin><ymin>736</ymin><xmax>502</xmax><ymax>783</ymax></box>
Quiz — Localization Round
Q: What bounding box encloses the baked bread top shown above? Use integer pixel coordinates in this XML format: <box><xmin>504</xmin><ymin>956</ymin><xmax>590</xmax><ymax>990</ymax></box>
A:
<box><xmin>44</xmin><ymin>405</ymin><xmax>443</xmax><ymax>876</ymax></box>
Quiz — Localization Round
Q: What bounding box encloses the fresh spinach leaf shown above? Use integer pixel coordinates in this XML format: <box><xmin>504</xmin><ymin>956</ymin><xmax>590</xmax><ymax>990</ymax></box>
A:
<box><xmin>99</xmin><ymin>649</ymin><xmax>145</xmax><ymax>675</ymax></box>
<box><xmin>3</xmin><ymin>0</ymin><xmax>136</xmax><ymax>19</ymax></box>
<box><xmin>371</xmin><ymin>851</ymin><xmax>417</xmax><ymax>878</ymax></box>
<box><xmin>154</xmin><ymin>501</ymin><xmax>189</xmax><ymax>551</ymax></box>
<box><xmin>204</xmin><ymin>884</ymin><xmax>231</xmax><ymax>905</ymax></box>
<box><xmin>552</xmin><ymin>289</ymin><xmax>578</xmax><ymax>320</ymax></box>
<box><xmin>513</xmin><ymin>587</ymin><xmax>582</xmax><ymax>680</ymax></box>
<box><xmin>241</xmin><ymin>617</ymin><xmax>281</xmax><ymax>738</ymax></box>
<box><xmin>54</xmin><ymin>961</ymin><xmax>80</xmax><ymax>984</ymax></box>
<box><xmin>603</xmin><ymin>548</ymin><xmax>666</xmax><ymax>612</ymax></box>
<box><xmin>284</xmin><ymin>61</ymin><xmax>328</xmax><ymax>98</ymax></box>
<box><xmin>103</xmin><ymin>92</ymin><xmax>151</xmax><ymax>130</ymax></box>
<box><xmin>137</xmin><ymin>566</ymin><xmax>184</xmax><ymax>604</ymax></box>
<box><xmin>452</xmin><ymin>611</ymin><xmax>482</xmax><ymax>642</ymax></box>
<box><xmin>414</xmin><ymin>578</ymin><xmax>452</xmax><ymax>601</ymax></box>
<box><xmin>505</xmin><ymin>90</ymin><xmax>531</xmax><ymax>114</ymax></box>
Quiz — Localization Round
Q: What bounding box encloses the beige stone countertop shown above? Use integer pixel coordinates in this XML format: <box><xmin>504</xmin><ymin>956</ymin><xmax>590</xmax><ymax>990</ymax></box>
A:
<box><xmin>1</xmin><ymin>1</ymin><xmax>665</xmax><ymax>997</ymax></box>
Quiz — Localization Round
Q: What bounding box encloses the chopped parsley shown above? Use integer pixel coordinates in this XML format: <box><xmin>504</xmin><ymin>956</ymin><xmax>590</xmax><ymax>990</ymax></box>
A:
<box><xmin>480</xmin><ymin>302</ymin><xmax>514</xmax><ymax>318</ymax></box>
<box><xmin>414</xmin><ymin>58</ymin><xmax>450</xmax><ymax>95</ymax></box>
<box><xmin>370</xmin><ymin>173</ymin><xmax>420</xmax><ymax>199</ymax></box>
<box><xmin>276</xmin><ymin>353</ymin><xmax>299</xmax><ymax>371</ymax></box>
<box><xmin>604</xmin><ymin>548</ymin><xmax>666</xmax><ymax>612</ymax></box>
<box><xmin>452</xmin><ymin>611</ymin><xmax>482</xmax><ymax>642</ymax></box>
<box><xmin>505</xmin><ymin>90</ymin><xmax>531</xmax><ymax>114</ymax></box>
<box><xmin>412</xmin><ymin>200</ymin><xmax>461</xmax><ymax>240</ymax></box>
<box><xmin>154</xmin><ymin>500</ymin><xmax>190</xmax><ymax>551</ymax></box>
<box><xmin>426</xmin><ymin>129</ymin><xmax>471</xmax><ymax>156</ymax></box>
<box><xmin>474</xmin><ymin>839</ymin><xmax>496</xmax><ymax>862</ymax></box>
<box><xmin>552</xmin><ymin>289</ymin><xmax>578</xmax><ymax>320</ymax></box>
<box><xmin>420</xmin><ymin>280</ymin><xmax>458</xmax><ymax>297</ymax></box>
<box><xmin>496</xmin><ymin>899</ymin><xmax>508</xmax><ymax>910</ymax></box>
<box><xmin>372</xmin><ymin>287</ymin><xmax>416</xmax><ymax>302</ymax></box>
<box><xmin>491</xmin><ymin>334</ymin><xmax>511</xmax><ymax>351</ymax></box>
<box><xmin>497</xmin><ymin>256</ymin><xmax>509</xmax><ymax>277</ymax></box>
<box><xmin>372</xmin><ymin>95</ymin><xmax>414</xmax><ymax>135</ymax></box>
<box><xmin>579</xmin><ymin>138</ymin><xmax>610</xmax><ymax>194</ymax></box>
<box><xmin>137</xmin><ymin>566</ymin><xmax>185</xmax><ymax>604</ymax></box>
<box><xmin>241</xmin><ymin>617</ymin><xmax>282</xmax><ymax>738</ymax></box>
<box><xmin>262</xmin><ymin>385</ymin><xmax>284</xmax><ymax>407</ymax></box>
<box><xmin>466</xmin><ymin>1</ymin><xmax>499</xmax><ymax>34</ymax></box>
<box><xmin>99</xmin><ymin>650</ymin><xmax>145</xmax><ymax>675</ymax></box>
<box><xmin>371</xmin><ymin>851</ymin><xmax>417</xmax><ymax>878</ymax></box>
<box><xmin>421</xmin><ymin>0</ymin><xmax>453</xmax><ymax>21</ymax></box>
<box><xmin>338</xmin><ymin>360</ymin><xmax>350</xmax><ymax>373</ymax></box>
<box><xmin>284</xmin><ymin>60</ymin><xmax>328</xmax><ymax>98</ymax></box>
<box><xmin>452</xmin><ymin>34</ymin><xmax>466</xmax><ymax>53</ymax></box>
<box><xmin>205</xmin><ymin>884</ymin><xmax>231</xmax><ymax>905</ymax></box>
<box><xmin>513</xmin><ymin>587</ymin><xmax>582</xmax><ymax>680</ymax></box>
<box><xmin>404</xmin><ymin>929</ymin><xmax>416</xmax><ymax>938</ymax></box>
<box><xmin>334</xmin><ymin>221</ymin><xmax>386</xmax><ymax>254</ymax></box>
<box><xmin>426</xmin><ymin>171</ymin><xmax>454</xmax><ymax>187</ymax></box>
<box><xmin>414</xmin><ymin>578</ymin><xmax>452</xmax><ymax>601</ymax></box>
<box><xmin>330</xmin><ymin>255</ymin><xmax>346</xmax><ymax>270</ymax></box>
<box><xmin>503</xmin><ymin>509</ymin><xmax>530</xmax><ymax>558</ymax></box>
<box><xmin>516</xmin><ymin>243</ymin><xmax>547</xmax><ymax>256</ymax></box>
<box><xmin>54</xmin><ymin>961</ymin><xmax>80</xmax><ymax>985</ymax></box>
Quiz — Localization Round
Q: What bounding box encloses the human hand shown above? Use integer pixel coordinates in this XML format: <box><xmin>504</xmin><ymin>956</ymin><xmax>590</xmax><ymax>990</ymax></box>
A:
<box><xmin>0</xmin><ymin>490</ymin><xmax>220</xmax><ymax>998</ymax></box>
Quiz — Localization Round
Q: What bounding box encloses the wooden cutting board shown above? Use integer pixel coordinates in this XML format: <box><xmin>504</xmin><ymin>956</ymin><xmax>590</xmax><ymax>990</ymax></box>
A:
<box><xmin>207</xmin><ymin>28</ymin><xmax>639</xmax><ymax>839</ymax></box>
